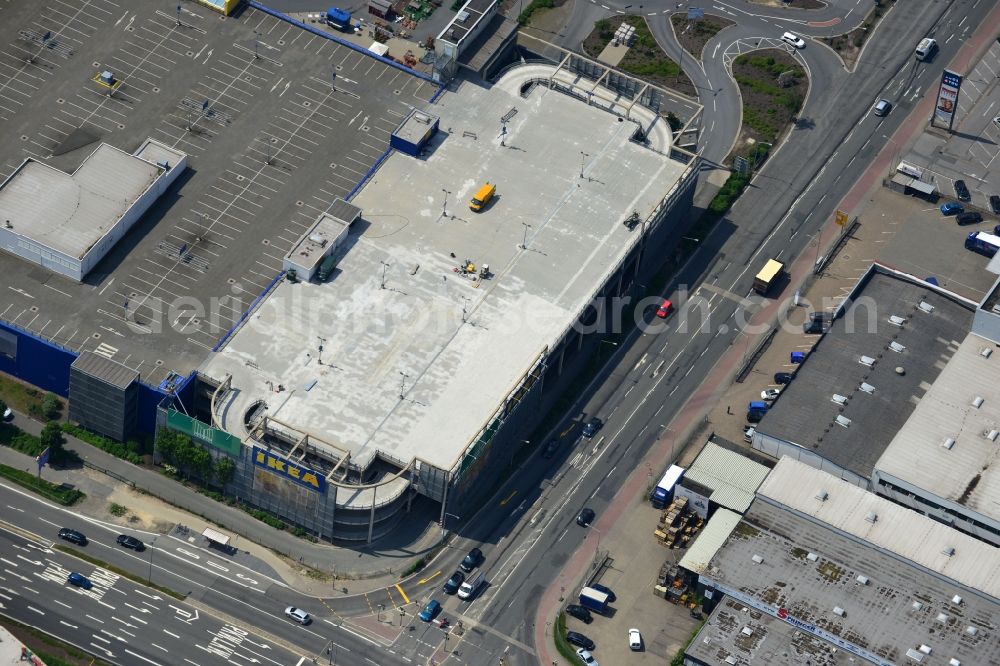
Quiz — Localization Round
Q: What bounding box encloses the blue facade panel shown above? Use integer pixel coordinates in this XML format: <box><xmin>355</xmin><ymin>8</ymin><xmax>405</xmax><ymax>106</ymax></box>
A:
<box><xmin>0</xmin><ymin>321</ymin><xmax>75</xmax><ymax>396</ymax></box>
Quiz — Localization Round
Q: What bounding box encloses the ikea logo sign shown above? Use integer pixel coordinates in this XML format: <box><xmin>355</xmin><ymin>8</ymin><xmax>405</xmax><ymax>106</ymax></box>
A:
<box><xmin>253</xmin><ymin>447</ymin><xmax>326</xmax><ymax>493</ymax></box>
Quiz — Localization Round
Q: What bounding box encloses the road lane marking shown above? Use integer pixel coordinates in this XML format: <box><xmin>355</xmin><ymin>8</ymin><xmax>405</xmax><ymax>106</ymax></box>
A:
<box><xmin>500</xmin><ymin>490</ymin><xmax>517</xmax><ymax>506</ymax></box>
<box><xmin>417</xmin><ymin>570</ymin><xmax>441</xmax><ymax>584</ymax></box>
<box><xmin>394</xmin><ymin>583</ymin><xmax>410</xmax><ymax>604</ymax></box>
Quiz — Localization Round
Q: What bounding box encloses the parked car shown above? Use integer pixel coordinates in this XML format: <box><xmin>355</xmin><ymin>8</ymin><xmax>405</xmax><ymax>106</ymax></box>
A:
<box><xmin>443</xmin><ymin>571</ymin><xmax>465</xmax><ymax>595</ymax></box>
<box><xmin>116</xmin><ymin>535</ymin><xmax>145</xmax><ymax>551</ymax></box>
<box><xmin>542</xmin><ymin>439</ymin><xmax>560</xmax><ymax>459</ymax></box>
<box><xmin>58</xmin><ymin>528</ymin><xmax>87</xmax><ymax>546</ymax></box>
<box><xmin>774</xmin><ymin>372</ymin><xmax>793</xmax><ymax>384</ymax></box>
<box><xmin>743</xmin><ymin>426</ymin><xmax>756</xmax><ymax>443</ymax></box>
<box><xmin>590</xmin><ymin>583</ymin><xmax>616</xmax><ymax>602</ymax></box>
<box><xmin>566</xmin><ymin>604</ymin><xmax>593</xmax><ymax>623</ymax></box>
<box><xmin>576</xmin><ymin>648</ymin><xmax>599</xmax><ymax>666</ymax></box>
<box><xmin>460</xmin><ymin>547</ymin><xmax>483</xmax><ymax>572</ymax></box>
<box><xmin>576</xmin><ymin>508</ymin><xmax>595</xmax><ymax>527</ymax></box>
<box><xmin>581</xmin><ymin>417</ymin><xmax>603</xmax><ymax>438</ymax></box>
<box><xmin>781</xmin><ymin>31</ymin><xmax>805</xmax><ymax>48</ymax></box>
<box><xmin>956</xmin><ymin>211</ymin><xmax>983</xmax><ymax>226</ymax></box>
<box><xmin>67</xmin><ymin>572</ymin><xmax>92</xmax><ymax>589</ymax></box>
<box><xmin>872</xmin><ymin>99</ymin><xmax>892</xmax><ymax>117</ymax></box>
<box><xmin>284</xmin><ymin>607</ymin><xmax>311</xmax><ymax>625</ymax></box>
<box><xmin>418</xmin><ymin>599</ymin><xmax>441</xmax><ymax>622</ymax></box>
<box><xmin>803</xmin><ymin>319</ymin><xmax>827</xmax><ymax>334</ymax></box>
<box><xmin>761</xmin><ymin>388</ymin><xmax>781</xmax><ymax>401</ymax></box>
<box><xmin>565</xmin><ymin>631</ymin><xmax>595</xmax><ymax>650</ymax></box>
<box><xmin>629</xmin><ymin>628</ymin><xmax>643</xmax><ymax>651</ymax></box>
<box><xmin>954</xmin><ymin>180</ymin><xmax>971</xmax><ymax>202</ymax></box>
<box><xmin>994</xmin><ymin>115</ymin><xmax>1000</xmax><ymax>129</ymax></box>
<box><xmin>990</xmin><ymin>195</ymin><xmax>1000</xmax><ymax>215</ymax></box>
<box><xmin>747</xmin><ymin>410</ymin><xmax>764</xmax><ymax>424</ymax></box>
<box><xmin>655</xmin><ymin>299</ymin><xmax>674</xmax><ymax>318</ymax></box>
<box><xmin>940</xmin><ymin>202</ymin><xmax>964</xmax><ymax>216</ymax></box>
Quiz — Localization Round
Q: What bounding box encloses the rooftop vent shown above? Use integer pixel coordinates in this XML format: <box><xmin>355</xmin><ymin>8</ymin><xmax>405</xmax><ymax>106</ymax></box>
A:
<box><xmin>889</xmin><ymin>315</ymin><xmax>906</xmax><ymax>327</ymax></box>
<box><xmin>807</xmin><ymin>552</ymin><xmax>819</xmax><ymax>562</ymax></box>
<box><xmin>751</xmin><ymin>554</ymin><xmax>764</xmax><ymax>564</ymax></box>
<box><xmin>456</xmin><ymin>10</ymin><xmax>470</xmax><ymax>21</ymax></box>
<box><xmin>860</xmin><ymin>355</ymin><xmax>876</xmax><ymax>367</ymax></box>
<box><xmin>920</xmin><ymin>645</ymin><xmax>932</xmax><ymax>655</ymax></box>
<box><xmin>889</xmin><ymin>341</ymin><xmax>906</xmax><ymax>353</ymax></box>
<box><xmin>937</xmin><ymin>613</ymin><xmax>949</xmax><ymax>623</ymax></box>
<box><xmin>942</xmin><ymin>438</ymin><xmax>955</xmax><ymax>450</ymax></box>
<box><xmin>952</xmin><ymin>595</ymin><xmax>963</xmax><ymax>605</ymax></box>
<box><xmin>918</xmin><ymin>301</ymin><xmax>935</xmax><ymax>313</ymax></box>
<box><xmin>966</xmin><ymin>626</ymin><xmax>978</xmax><ymax>636</ymax></box>
<box><xmin>832</xmin><ymin>394</ymin><xmax>848</xmax><ymax>405</ymax></box>
<box><xmin>972</xmin><ymin>396</ymin><xmax>984</xmax><ymax>408</ymax></box>
<box><xmin>833</xmin><ymin>606</ymin><xmax>845</xmax><ymax>617</ymax></box>
<box><xmin>988</xmin><ymin>430</ymin><xmax>999</xmax><ymax>442</ymax></box>
<box><xmin>905</xmin><ymin>648</ymin><xmax>925</xmax><ymax>663</ymax></box>
<box><xmin>859</xmin><ymin>382</ymin><xmax>875</xmax><ymax>394</ymax></box>
<box><xmin>950</xmin><ymin>659</ymin><xmax>961</xmax><ymax>666</ymax></box>
<box><xmin>912</xmin><ymin>601</ymin><xmax>923</xmax><ymax>611</ymax></box>
<box><xmin>725</xmin><ymin>656</ymin><xmax>738</xmax><ymax>665</ymax></box>
<box><xmin>815</xmin><ymin>489</ymin><xmax>828</xmax><ymax>501</ymax></box>
<box><xmin>856</xmin><ymin>575</ymin><xmax>869</xmax><ymax>585</ymax></box>
<box><xmin>741</xmin><ymin>626</ymin><xmax>753</xmax><ymax>636</ymax></box>
<box><xmin>895</xmin><ymin>366</ymin><xmax>906</xmax><ymax>375</ymax></box>
<box><xmin>942</xmin><ymin>546</ymin><xmax>956</xmax><ymax>557</ymax></box>
<box><xmin>835</xmin><ymin>415</ymin><xmax>852</xmax><ymax>428</ymax></box>
<box><xmin>308</xmin><ymin>233</ymin><xmax>327</xmax><ymax>246</ymax></box>
<box><xmin>981</xmin><ymin>347</ymin><xmax>993</xmax><ymax>358</ymax></box>
<box><xmin>865</xmin><ymin>511</ymin><xmax>878</xmax><ymax>524</ymax></box>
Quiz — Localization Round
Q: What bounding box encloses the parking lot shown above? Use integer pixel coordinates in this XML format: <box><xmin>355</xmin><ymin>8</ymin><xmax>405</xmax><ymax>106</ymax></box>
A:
<box><xmin>0</xmin><ymin>0</ymin><xmax>438</xmax><ymax>385</ymax></box>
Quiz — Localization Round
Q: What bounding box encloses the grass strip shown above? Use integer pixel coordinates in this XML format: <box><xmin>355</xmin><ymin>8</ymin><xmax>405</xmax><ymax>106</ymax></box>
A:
<box><xmin>0</xmin><ymin>463</ymin><xmax>84</xmax><ymax>505</ymax></box>
<box><xmin>553</xmin><ymin>612</ymin><xmax>581</xmax><ymax>662</ymax></box>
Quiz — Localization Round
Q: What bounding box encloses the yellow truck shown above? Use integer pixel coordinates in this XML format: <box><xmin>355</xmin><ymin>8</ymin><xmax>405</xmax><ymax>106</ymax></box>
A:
<box><xmin>469</xmin><ymin>183</ymin><xmax>495</xmax><ymax>212</ymax></box>
<box><xmin>753</xmin><ymin>259</ymin><xmax>785</xmax><ymax>295</ymax></box>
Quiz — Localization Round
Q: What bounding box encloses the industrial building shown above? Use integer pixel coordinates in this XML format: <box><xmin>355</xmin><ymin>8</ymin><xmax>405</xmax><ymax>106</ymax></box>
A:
<box><xmin>688</xmin><ymin>457</ymin><xmax>1000</xmax><ymax>666</ymax></box>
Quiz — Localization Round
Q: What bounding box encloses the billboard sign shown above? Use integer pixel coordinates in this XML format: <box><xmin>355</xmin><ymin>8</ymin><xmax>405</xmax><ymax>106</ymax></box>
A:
<box><xmin>36</xmin><ymin>447</ymin><xmax>50</xmax><ymax>470</ymax></box>
<box><xmin>933</xmin><ymin>70</ymin><xmax>962</xmax><ymax>130</ymax></box>
<box><xmin>252</xmin><ymin>446</ymin><xmax>326</xmax><ymax>493</ymax></box>
<box><xmin>166</xmin><ymin>409</ymin><xmax>241</xmax><ymax>457</ymax></box>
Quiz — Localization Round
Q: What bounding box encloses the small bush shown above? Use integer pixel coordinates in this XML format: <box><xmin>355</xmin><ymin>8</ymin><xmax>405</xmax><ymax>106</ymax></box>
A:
<box><xmin>402</xmin><ymin>557</ymin><xmax>427</xmax><ymax>577</ymax></box>
<box><xmin>63</xmin><ymin>424</ymin><xmax>143</xmax><ymax>464</ymax></box>
<box><xmin>108</xmin><ymin>503</ymin><xmax>128</xmax><ymax>517</ymax></box>
<box><xmin>42</xmin><ymin>393</ymin><xmax>62</xmax><ymax>420</ymax></box>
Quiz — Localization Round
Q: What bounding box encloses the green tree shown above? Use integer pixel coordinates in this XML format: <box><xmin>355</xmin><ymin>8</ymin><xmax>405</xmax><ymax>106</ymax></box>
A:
<box><xmin>40</xmin><ymin>421</ymin><xmax>65</xmax><ymax>459</ymax></box>
<box><xmin>42</xmin><ymin>393</ymin><xmax>62</xmax><ymax>420</ymax></box>
<box><xmin>215</xmin><ymin>457</ymin><xmax>236</xmax><ymax>486</ymax></box>
<box><xmin>189</xmin><ymin>445</ymin><xmax>213</xmax><ymax>481</ymax></box>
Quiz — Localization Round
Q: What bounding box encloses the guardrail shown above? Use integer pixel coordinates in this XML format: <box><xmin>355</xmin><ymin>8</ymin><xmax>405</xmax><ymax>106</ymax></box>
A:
<box><xmin>83</xmin><ymin>460</ymin><xmax>135</xmax><ymax>488</ymax></box>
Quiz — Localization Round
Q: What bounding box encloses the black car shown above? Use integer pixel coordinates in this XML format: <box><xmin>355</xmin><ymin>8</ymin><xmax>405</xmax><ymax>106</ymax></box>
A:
<box><xmin>116</xmin><ymin>535</ymin><xmax>145</xmax><ymax>551</ymax></box>
<box><xmin>443</xmin><ymin>571</ymin><xmax>465</xmax><ymax>595</ymax></box>
<box><xmin>956</xmin><ymin>211</ymin><xmax>983</xmax><ymax>226</ymax></box>
<box><xmin>58</xmin><ymin>528</ymin><xmax>87</xmax><ymax>546</ymax></box>
<box><xmin>565</xmin><ymin>604</ymin><xmax>593</xmax><ymax>623</ymax></box>
<box><xmin>954</xmin><ymin>179</ymin><xmax>971</xmax><ymax>202</ymax></box>
<box><xmin>565</xmin><ymin>631</ymin><xmax>595</xmax><ymax>650</ymax></box>
<box><xmin>460</xmin><ymin>547</ymin><xmax>483</xmax><ymax>572</ymax></box>
<box><xmin>774</xmin><ymin>372</ymin><xmax>793</xmax><ymax>384</ymax></box>
<box><xmin>542</xmin><ymin>439</ymin><xmax>560</xmax><ymax>459</ymax></box>
<box><xmin>990</xmin><ymin>194</ymin><xmax>1000</xmax><ymax>215</ymax></box>
<box><xmin>581</xmin><ymin>417</ymin><xmax>603</xmax><ymax>438</ymax></box>
<box><xmin>576</xmin><ymin>508</ymin><xmax>595</xmax><ymax>527</ymax></box>
<box><xmin>747</xmin><ymin>410</ymin><xmax>764</xmax><ymax>424</ymax></box>
<box><xmin>803</xmin><ymin>320</ymin><xmax>827</xmax><ymax>334</ymax></box>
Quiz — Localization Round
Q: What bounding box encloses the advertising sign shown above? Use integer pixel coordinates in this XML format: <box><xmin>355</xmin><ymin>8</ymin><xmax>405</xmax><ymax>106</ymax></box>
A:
<box><xmin>252</xmin><ymin>446</ymin><xmax>326</xmax><ymax>493</ymax></box>
<box><xmin>166</xmin><ymin>409</ymin><xmax>242</xmax><ymax>457</ymax></box>
<box><xmin>933</xmin><ymin>70</ymin><xmax>962</xmax><ymax>130</ymax></box>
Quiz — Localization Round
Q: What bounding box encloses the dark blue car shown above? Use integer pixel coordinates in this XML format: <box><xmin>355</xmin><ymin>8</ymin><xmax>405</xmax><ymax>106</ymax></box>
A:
<box><xmin>940</xmin><ymin>202</ymin><xmax>964</xmax><ymax>216</ymax></box>
<box><xmin>67</xmin><ymin>572</ymin><xmax>92</xmax><ymax>589</ymax></box>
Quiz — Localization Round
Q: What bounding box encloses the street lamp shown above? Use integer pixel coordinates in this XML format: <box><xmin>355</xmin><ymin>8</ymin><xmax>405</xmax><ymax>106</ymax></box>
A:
<box><xmin>147</xmin><ymin>536</ymin><xmax>158</xmax><ymax>584</ymax></box>
<box><xmin>442</xmin><ymin>513</ymin><xmax>461</xmax><ymax>531</ymax></box>
<box><xmin>377</xmin><ymin>603</ymin><xmax>385</xmax><ymax>622</ymax></box>
<box><xmin>519</xmin><ymin>222</ymin><xmax>531</xmax><ymax>249</ymax></box>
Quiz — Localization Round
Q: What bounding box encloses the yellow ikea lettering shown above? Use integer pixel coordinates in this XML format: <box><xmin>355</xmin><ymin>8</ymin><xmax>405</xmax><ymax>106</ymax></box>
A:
<box><xmin>302</xmin><ymin>473</ymin><xmax>319</xmax><ymax>488</ymax></box>
<box><xmin>255</xmin><ymin>451</ymin><xmax>266</xmax><ymax>464</ymax></box>
<box><xmin>267</xmin><ymin>456</ymin><xmax>286</xmax><ymax>473</ymax></box>
<box><xmin>286</xmin><ymin>466</ymin><xmax>301</xmax><ymax>479</ymax></box>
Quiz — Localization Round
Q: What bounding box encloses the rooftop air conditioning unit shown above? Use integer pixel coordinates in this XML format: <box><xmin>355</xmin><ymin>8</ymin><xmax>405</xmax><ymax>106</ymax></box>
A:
<box><xmin>856</xmin><ymin>575</ymin><xmax>869</xmax><ymax>585</ymax></box>
<box><xmin>860</xmin><ymin>382</ymin><xmax>875</xmax><ymax>394</ymax></box>
<box><xmin>860</xmin><ymin>355</ymin><xmax>876</xmax><ymax>367</ymax></box>
<box><xmin>751</xmin><ymin>554</ymin><xmax>764</xmax><ymax>564</ymax></box>
<box><xmin>912</xmin><ymin>601</ymin><xmax>923</xmax><ymax>611</ymax></box>
<box><xmin>815</xmin><ymin>490</ymin><xmax>828</xmax><ymax>501</ymax></box>
<box><xmin>833</xmin><ymin>606</ymin><xmax>845</xmax><ymax>617</ymax></box>
<box><xmin>988</xmin><ymin>430</ymin><xmax>999</xmax><ymax>442</ymax></box>
<box><xmin>937</xmin><ymin>613</ymin><xmax>949</xmax><ymax>623</ymax></box>
<box><xmin>832</xmin><ymin>394</ymin><xmax>848</xmax><ymax>405</ymax></box>
<box><xmin>942</xmin><ymin>438</ymin><xmax>955</xmax><ymax>450</ymax></box>
<box><xmin>807</xmin><ymin>552</ymin><xmax>819</xmax><ymax>562</ymax></box>
<box><xmin>889</xmin><ymin>341</ymin><xmax>906</xmax><ymax>353</ymax></box>
<box><xmin>865</xmin><ymin>511</ymin><xmax>878</xmax><ymax>523</ymax></box>
<box><xmin>972</xmin><ymin>396</ymin><xmax>984</xmax><ymax>408</ymax></box>
<box><xmin>918</xmin><ymin>301</ymin><xmax>935</xmax><ymax>313</ymax></box>
<box><xmin>835</xmin><ymin>415</ymin><xmax>852</xmax><ymax>428</ymax></box>
<box><xmin>981</xmin><ymin>347</ymin><xmax>993</xmax><ymax>358</ymax></box>
<box><xmin>942</xmin><ymin>546</ymin><xmax>956</xmax><ymax>557</ymax></box>
<box><xmin>952</xmin><ymin>595</ymin><xmax>963</xmax><ymax>605</ymax></box>
<box><xmin>889</xmin><ymin>315</ymin><xmax>906</xmax><ymax>327</ymax></box>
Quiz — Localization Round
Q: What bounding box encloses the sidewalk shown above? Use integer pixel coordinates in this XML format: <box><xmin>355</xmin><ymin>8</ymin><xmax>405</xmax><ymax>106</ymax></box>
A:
<box><xmin>0</xmin><ymin>411</ymin><xmax>441</xmax><ymax>595</ymax></box>
<box><xmin>532</xmin><ymin>4</ymin><xmax>1000</xmax><ymax>663</ymax></box>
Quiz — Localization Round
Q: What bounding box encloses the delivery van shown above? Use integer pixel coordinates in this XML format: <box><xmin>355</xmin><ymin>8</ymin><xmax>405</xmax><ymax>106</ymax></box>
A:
<box><xmin>458</xmin><ymin>570</ymin><xmax>485</xmax><ymax>600</ymax></box>
<box><xmin>469</xmin><ymin>183</ymin><xmax>496</xmax><ymax>212</ymax></box>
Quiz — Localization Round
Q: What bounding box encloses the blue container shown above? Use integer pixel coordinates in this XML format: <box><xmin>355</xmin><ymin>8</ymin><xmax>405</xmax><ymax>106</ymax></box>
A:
<box><xmin>790</xmin><ymin>351</ymin><xmax>806</xmax><ymax>364</ymax></box>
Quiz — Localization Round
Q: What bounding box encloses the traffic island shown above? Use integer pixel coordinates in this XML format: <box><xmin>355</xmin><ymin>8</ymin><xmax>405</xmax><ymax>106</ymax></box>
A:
<box><xmin>669</xmin><ymin>13</ymin><xmax>735</xmax><ymax>62</ymax></box>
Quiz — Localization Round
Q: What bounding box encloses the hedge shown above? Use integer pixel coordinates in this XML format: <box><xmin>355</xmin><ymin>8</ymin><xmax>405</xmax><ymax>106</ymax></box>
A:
<box><xmin>0</xmin><ymin>463</ymin><xmax>84</xmax><ymax>505</ymax></box>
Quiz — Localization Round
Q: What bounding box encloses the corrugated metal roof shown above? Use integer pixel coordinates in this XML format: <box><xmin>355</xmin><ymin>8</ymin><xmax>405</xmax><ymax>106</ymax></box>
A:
<box><xmin>678</xmin><ymin>508</ymin><xmax>741</xmax><ymax>574</ymax></box>
<box><xmin>759</xmin><ymin>457</ymin><xmax>1000</xmax><ymax>601</ymax></box>
<box><xmin>326</xmin><ymin>198</ymin><xmax>360</xmax><ymax>226</ymax></box>
<box><xmin>0</xmin><ymin>144</ymin><xmax>159</xmax><ymax>259</ymax></box>
<box><xmin>683</xmin><ymin>441</ymin><xmax>770</xmax><ymax>512</ymax></box>
<box><xmin>875</xmin><ymin>333</ymin><xmax>1000</xmax><ymax>523</ymax></box>
<box><xmin>71</xmin><ymin>351</ymin><xmax>139</xmax><ymax>389</ymax></box>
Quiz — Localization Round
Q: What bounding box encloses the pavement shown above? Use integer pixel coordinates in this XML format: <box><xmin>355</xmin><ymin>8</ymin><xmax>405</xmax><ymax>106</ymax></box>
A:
<box><xmin>0</xmin><ymin>408</ymin><xmax>443</xmax><ymax>593</ymax></box>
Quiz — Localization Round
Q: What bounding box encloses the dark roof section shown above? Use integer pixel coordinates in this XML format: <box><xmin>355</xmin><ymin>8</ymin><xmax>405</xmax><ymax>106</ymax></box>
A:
<box><xmin>757</xmin><ymin>269</ymin><xmax>974</xmax><ymax>478</ymax></box>
<box><xmin>439</xmin><ymin>0</ymin><xmax>496</xmax><ymax>46</ymax></box>
<box><xmin>71</xmin><ymin>351</ymin><xmax>140</xmax><ymax>390</ymax></box>
<box><xmin>327</xmin><ymin>198</ymin><xmax>361</xmax><ymax>226</ymax></box>
<box><xmin>457</xmin><ymin>15</ymin><xmax>518</xmax><ymax>72</ymax></box>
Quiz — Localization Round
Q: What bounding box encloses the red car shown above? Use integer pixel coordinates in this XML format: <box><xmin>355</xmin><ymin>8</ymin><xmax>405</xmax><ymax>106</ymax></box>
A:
<box><xmin>656</xmin><ymin>300</ymin><xmax>673</xmax><ymax>318</ymax></box>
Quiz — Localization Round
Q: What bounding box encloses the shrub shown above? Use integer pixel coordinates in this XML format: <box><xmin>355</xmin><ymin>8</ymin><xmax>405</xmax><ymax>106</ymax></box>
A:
<box><xmin>402</xmin><ymin>557</ymin><xmax>427</xmax><ymax>577</ymax></box>
<box><xmin>62</xmin><ymin>424</ymin><xmax>143</xmax><ymax>464</ymax></box>
<box><xmin>0</xmin><ymin>463</ymin><xmax>84</xmax><ymax>505</ymax></box>
<box><xmin>42</xmin><ymin>393</ymin><xmax>62</xmax><ymax>420</ymax></box>
<box><xmin>108</xmin><ymin>503</ymin><xmax>128</xmax><ymax>517</ymax></box>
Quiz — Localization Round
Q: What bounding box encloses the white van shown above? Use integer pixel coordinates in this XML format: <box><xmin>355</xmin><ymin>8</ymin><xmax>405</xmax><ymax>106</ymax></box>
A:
<box><xmin>457</xmin><ymin>570</ymin><xmax>485</xmax><ymax>600</ymax></box>
<box><xmin>915</xmin><ymin>38</ymin><xmax>937</xmax><ymax>61</ymax></box>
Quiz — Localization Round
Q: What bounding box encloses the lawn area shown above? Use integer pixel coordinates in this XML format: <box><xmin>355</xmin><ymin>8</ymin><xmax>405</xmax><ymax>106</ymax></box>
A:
<box><xmin>0</xmin><ymin>373</ymin><xmax>62</xmax><ymax>419</ymax></box>
<box><xmin>729</xmin><ymin>50</ymin><xmax>805</xmax><ymax>162</ymax></box>
<box><xmin>0</xmin><ymin>463</ymin><xmax>84</xmax><ymax>505</ymax></box>
<box><xmin>669</xmin><ymin>13</ymin><xmax>735</xmax><ymax>61</ymax></box>
<box><xmin>822</xmin><ymin>0</ymin><xmax>895</xmax><ymax>70</ymax></box>
<box><xmin>582</xmin><ymin>16</ymin><xmax>695</xmax><ymax>97</ymax></box>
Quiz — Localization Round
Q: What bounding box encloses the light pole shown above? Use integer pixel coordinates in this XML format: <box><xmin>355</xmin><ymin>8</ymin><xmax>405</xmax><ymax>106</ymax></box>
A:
<box><xmin>579</xmin><ymin>151</ymin><xmax>589</xmax><ymax>179</ymax></box>
<box><xmin>377</xmin><ymin>603</ymin><xmax>385</xmax><ymax>622</ymax></box>
<box><xmin>442</xmin><ymin>513</ymin><xmax>461</xmax><ymax>531</ymax></box>
<box><xmin>441</xmin><ymin>188</ymin><xmax>451</xmax><ymax>217</ymax></box>
<box><xmin>519</xmin><ymin>222</ymin><xmax>531</xmax><ymax>249</ymax></box>
<box><xmin>147</xmin><ymin>536</ymin><xmax>158</xmax><ymax>583</ymax></box>
<box><xmin>325</xmin><ymin>642</ymin><xmax>336</xmax><ymax>665</ymax></box>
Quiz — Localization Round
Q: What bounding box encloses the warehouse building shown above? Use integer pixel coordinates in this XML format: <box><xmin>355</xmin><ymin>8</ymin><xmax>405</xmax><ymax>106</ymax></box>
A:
<box><xmin>689</xmin><ymin>457</ymin><xmax>1000</xmax><ymax>666</ymax></box>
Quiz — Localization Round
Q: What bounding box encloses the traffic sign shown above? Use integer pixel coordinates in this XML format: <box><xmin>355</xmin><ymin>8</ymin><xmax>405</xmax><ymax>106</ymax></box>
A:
<box><xmin>834</xmin><ymin>209</ymin><xmax>848</xmax><ymax>226</ymax></box>
<box><xmin>687</xmin><ymin>7</ymin><xmax>704</xmax><ymax>19</ymax></box>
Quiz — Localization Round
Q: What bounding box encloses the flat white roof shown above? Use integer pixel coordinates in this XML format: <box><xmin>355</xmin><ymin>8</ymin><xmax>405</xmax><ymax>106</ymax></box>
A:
<box><xmin>205</xmin><ymin>67</ymin><xmax>691</xmax><ymax>472</ymax></box>
<box><xmin>684</xmin><ymin>441</ymin><xmax>770</xmax><ymax>513</ymax></box>
<box><xmin>678</xmin><ymin>508</ymin><xmax>741</xmax><ymax>575</ymax></box>
<box><xmin>0</xmin><ymin>143</ymin><xmax>161</xmax><ymax>259</ymax></box>
<box><xmin>759</xmin><ymin>457</ymin><xmax>1000</xmax><ymax>601</ymax></box>
<box><xmin>285</xmin><ymin>213</ymin><xmax>349</xmax><ymax>272</ymax></box>
<box><xmin>875</xmin><ymin>333</ymin><xmax>1000</xmax><ymax>524</ymax></box>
